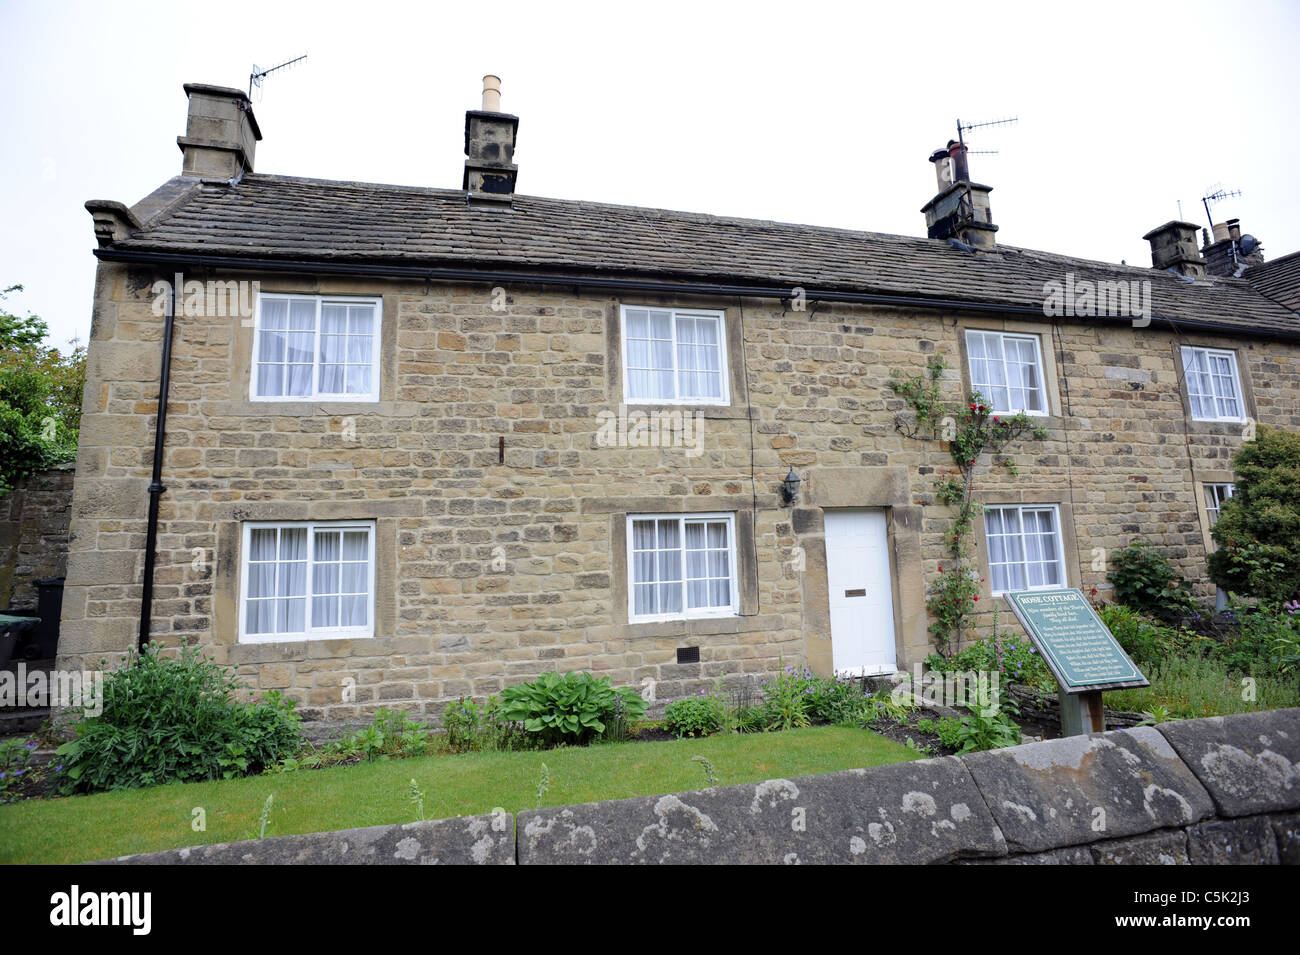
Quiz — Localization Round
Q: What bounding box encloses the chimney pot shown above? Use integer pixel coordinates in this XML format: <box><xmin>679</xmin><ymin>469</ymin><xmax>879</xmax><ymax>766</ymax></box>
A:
<box><xmin>481</xmin><ymin>74</ymin><xmax>502</xmax><ymax>112</ymax></box>
<box><xmin>1227</xmin><ymin>218</ymin><xmax>1241</xmax><ymax>242</ymax></box>
<box><xmin>1212</xmin><ymin>221</ymin><xmax>1230</xmax><ymax>243</ymax></box>
<box><xmin>921</xmin><ymin>142</ymin><xmax>996</xmax><ymax>250</ymax></box>
<box><xmin>463</xmin><ymin>75</ymin><xmax>518</xmax><ymax>206</ymax></box>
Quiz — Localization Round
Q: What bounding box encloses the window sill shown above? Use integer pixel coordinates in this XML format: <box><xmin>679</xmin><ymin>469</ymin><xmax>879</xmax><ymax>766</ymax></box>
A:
<box><xmin>238</xmin><ymin>631</ymin><xmax>374</xmax><ymax>645</ymax></box>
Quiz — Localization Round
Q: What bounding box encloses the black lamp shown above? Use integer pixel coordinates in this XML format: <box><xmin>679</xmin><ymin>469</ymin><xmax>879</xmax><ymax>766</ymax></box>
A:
<box><xmin>780</xmin><ymin>468</ymin><xmax>802</xmax><ymax>506</ymax></box>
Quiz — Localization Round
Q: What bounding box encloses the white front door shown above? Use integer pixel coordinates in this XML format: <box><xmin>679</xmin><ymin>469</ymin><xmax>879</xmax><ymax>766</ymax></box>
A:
<box><xmin>824</xmin><ymin>509</ymin><xmax>897</xmax><ymax>675</ymax></box>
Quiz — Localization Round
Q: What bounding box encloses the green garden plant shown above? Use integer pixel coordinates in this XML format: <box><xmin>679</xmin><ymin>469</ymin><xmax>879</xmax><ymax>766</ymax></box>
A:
<box><xmin>498</xmin><ymin>671</ymin><xmax>646</xmax><ymax>748</ymax></box>
<box><xmin>1208</xmin><ymin>426</ymin><xmax>1300</xmax><ymax>604</ymax></box>
<box><xmin>56</xmin><ymin>641</ymin><xmax>302</xmax><ymax>793</ymax></box>
<box><xmin>1107</xmin><ymin>540</ymin><xmax>1197</xmax><ymax>622</ymax></box>
<box><xmin>889</xmin><ymin>356</ymin><xmax>1046</xmax><ymax>654</ymax></box>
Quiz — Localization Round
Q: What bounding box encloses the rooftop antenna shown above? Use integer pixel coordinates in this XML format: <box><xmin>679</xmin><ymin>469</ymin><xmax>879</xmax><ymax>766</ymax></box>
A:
<box><xmin>249</xmin><ymin>54</ymin><xmax>308</xmax><ymax>100</ymax></box>
<box><xmin>956</xmin><ymin>115</ymin><xmax>1018</xmax><ymax>155</ymax></box>
<box><xmin>1200</xmin><ymin>184</ymin><xmax>1242</xmax><ymax>231</ymax></box>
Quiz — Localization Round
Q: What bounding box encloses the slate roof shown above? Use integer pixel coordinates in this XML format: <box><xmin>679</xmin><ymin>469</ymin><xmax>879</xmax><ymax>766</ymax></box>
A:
<box><xmin>1245</xmin><ymin>250</ymin><xmax>1300</xmax><ymax>313</ymax></box>
<box><xmin>108</xmin><ymin>173</ymin><xmax>1300</xmax><ymax>339</ymax></box>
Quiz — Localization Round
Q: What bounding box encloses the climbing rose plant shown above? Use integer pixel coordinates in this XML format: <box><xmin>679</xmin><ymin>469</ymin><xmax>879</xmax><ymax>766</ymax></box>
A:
<box><xmin>890</xmin><ymin>355</ymin><xmax>1046</xmax><ymax>656</ymax></box>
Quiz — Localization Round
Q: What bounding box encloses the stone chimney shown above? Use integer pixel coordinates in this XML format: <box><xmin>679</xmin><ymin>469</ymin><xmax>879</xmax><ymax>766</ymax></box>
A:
<box><xmin>177</xmin><ymin>83</ymin><xmax>261</xmax><ymax>179</ymax></box>
<box><xmin>1142</xmin><ymin>221</ymin><xmax>1206</xmax><ymax>279</ymax></box>
<box><xmin>463</xmin><ymin>75</ymin><xmax>518</xmax><ymax>206</ymax></box>
<box><xmin>921</xmin><ymin>141</ymin><xmax>997</xmax><ymax>250</ymax></box>
<box><xmin>1201</xmin><ymin>218</ymin><xmax>1265</xmax><ymax>277</ymax></box>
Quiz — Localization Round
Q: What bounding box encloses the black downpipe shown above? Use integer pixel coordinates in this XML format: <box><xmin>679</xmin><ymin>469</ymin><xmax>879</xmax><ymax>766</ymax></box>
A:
<box><xmin>139</xmin><ymin>281</ymin><xmax>177</xmax><ymax>649</ymax></box>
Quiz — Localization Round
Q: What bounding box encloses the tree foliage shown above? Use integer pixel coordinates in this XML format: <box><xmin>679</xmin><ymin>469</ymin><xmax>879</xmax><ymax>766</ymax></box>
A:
<box><xmin>1207</xmin><ymin>426</ymin><xmax>1300</xmax><ymax>604</ymax></box>
<box><xmin>0</xmin><ymin>285</ymin><xmax>85</xmax><ymax>494</ymax></box>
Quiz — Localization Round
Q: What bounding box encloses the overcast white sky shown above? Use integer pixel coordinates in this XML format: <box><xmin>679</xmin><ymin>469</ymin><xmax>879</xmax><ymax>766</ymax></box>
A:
<box><xmin>2</xmin><ymin>0</ymin><xmax>1298</xmax><ymax>348</ymax></box>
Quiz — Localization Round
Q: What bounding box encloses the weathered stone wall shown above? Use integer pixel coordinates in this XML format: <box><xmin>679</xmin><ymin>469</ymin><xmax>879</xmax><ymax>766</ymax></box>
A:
<box><xmin>56</xmin><ymin>259</ymin><xmax>1300</xmax><ymax>718</ymax></box>
<box><xmin>99</xmin><ymin>708</ymin><xmax>1300</xmax><ymax>865</ymax></box>
<box><xmin>0</xmin><ymin>464</ymin><xmax>75</xmax><ymax>610</ymax></box>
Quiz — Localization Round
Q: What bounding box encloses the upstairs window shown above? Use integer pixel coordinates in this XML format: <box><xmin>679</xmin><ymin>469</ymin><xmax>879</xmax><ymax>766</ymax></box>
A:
<box><xmin>628</xmin><ymin>513</ymin><xmax>737</xmax><ymax>622</ymax></box>
<box><xmin>1182</xmin><ymin>346</ymin><xmax>1244</xmax><ymax>421</ymax></box>
<box><xmin>984</xmin><ymin>504</ymin><xmax>1066</xmax><ymax>595</ymax></box>
<box><xmin>240</xmin><ymin>521</ymin><xmax>375</xmax><ymax>643</ymax></box>
<box><xmin>252</xmin><ymin>294</ymin><xmax>381</xmax><ymax>401</ymax></box>
<box><xmin>965</xmin><ymin>330</ymin><xmax>1047</xmax><ymax>415</ymax></box>
<box><xmin>622</xmin><ymin>306</ymin><xmax>729</xmax><ymax>404</ymax></box>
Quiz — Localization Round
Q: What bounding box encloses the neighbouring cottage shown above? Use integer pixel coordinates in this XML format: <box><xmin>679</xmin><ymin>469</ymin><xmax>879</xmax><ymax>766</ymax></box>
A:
<box><xmin>60</xmin><ymin>77</ymin><xmax>1300</xmax><ymax>720</ymax></box>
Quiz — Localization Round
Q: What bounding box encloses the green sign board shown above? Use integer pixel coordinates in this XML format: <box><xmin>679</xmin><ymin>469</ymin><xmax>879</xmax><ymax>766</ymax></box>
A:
<box><xmin>1002</xmin><ymin>588</ymin><xmax>1148</xmax><ymax>693</ymax></box>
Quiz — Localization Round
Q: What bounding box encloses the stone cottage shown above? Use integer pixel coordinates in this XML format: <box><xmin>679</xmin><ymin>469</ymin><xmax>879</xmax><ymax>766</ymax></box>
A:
<box><xmin>60</xmin><ymin>78</ymin><xmax>1300</xmax><ymax>719</ymax></box>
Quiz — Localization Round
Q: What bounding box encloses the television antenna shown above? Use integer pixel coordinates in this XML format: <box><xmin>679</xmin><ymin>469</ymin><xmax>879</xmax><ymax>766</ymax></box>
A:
<box><xmin>1200</xmin><ymin>184</ymin><xmax>1242</xmax><ymax>231</ymax></box>
<box><xmin>956</xmin><ymin>115</ymin><xmax>1018</xmax><ymax>155</ymax></box>
<box><xmin>249</xmin><ymin>54</ymin><xmax>308</xmax><ymax>100</ymax></box>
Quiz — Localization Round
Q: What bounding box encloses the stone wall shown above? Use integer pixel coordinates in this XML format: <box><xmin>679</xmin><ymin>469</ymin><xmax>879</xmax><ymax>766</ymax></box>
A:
<box><xmin>0</xmin><ymin>464</ymin><xmax>75</xmax><ymax>610</ymax></box>
<box><xmin>100</xmin><ymin>708</ymin><xmax>1300</xmax><ymax>865</ymax></box>
<box><xmin>56</xmin><ymin>259</ymin><xmax>1300</xmax><ymax>718</ymax></box>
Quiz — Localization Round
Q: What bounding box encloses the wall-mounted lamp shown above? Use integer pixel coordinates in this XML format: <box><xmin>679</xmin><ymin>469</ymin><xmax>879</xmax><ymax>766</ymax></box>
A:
<box><xmin>780</xmin><ymin>468</ymin><xmax>802</xmax><ymax>506</ymax></box>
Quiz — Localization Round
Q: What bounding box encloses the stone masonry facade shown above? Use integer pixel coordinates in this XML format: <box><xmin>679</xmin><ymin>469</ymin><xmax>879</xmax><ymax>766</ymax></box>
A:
<box><xmin>1</xmin><ymin>464</ymin><xmax>74</xmax><ymax>611</ymax></box>
<box><xmin>53</xmin><ymin>255</ymin><xmax>1300</xmax><ymax>722</ymax></box>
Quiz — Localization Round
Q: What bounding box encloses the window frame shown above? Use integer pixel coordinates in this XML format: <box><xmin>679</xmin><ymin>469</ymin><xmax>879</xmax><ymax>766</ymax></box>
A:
<box><xmin>249</xmin><ymin>292</ymin><xmax>383</xmax><ymax>403</ymax></box>
<box><xmin>964</xmin><ymin>329</ymin><xmax>1049</xmax><ymax>417</ymax></box>
<box><xmin>619</xmin><ymin>305</ymin><xmax>731</xmax><ymax>406</ymax></box>
<box><xmin>983</xmin><ymin>503</ymin><xmax>1069</xmax><ymax>596</ymax></box>
<box><xmin>1203</xmin><ymin>482</ymin><xmax>1236</xmax><ymax>530</ymax></box>
<box><xmin>625</xmin><ymin>512</ymin><xmax>740</xmax><ymax>623</ymax></box>
<box><xmin>1181</xmin><ymin>346</ymin><xmax>1245</xmax><ymax>422</ymax></box>
<box><xmin>238</xmin><ymin>520</ymin><xmax>377</xmax><ymax>644</ymax></box>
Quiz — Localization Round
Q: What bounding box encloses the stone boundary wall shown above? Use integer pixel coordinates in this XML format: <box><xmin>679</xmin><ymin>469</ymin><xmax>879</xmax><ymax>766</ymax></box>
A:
<box><xmin>97</xmin><ymin>708</ymin><xmax>1299</xmax><ymax>865</ymax></box>
<box><xmin>0</xmin><ymin>464</ymin><xmax>74</xmax><ymax>611</ymax></box>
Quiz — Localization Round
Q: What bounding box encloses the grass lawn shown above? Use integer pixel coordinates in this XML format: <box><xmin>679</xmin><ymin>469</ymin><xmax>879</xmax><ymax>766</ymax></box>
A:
<box><xmin>0</xmin><ymin>725</ymin><xmax>916</xmax><ymax>864</ymax></box>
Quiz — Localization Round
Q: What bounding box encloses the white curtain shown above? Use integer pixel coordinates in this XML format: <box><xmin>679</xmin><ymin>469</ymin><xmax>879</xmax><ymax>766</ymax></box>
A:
<box><xmin>246</xmin><ymin>528</ymin><xmax>277</xmax><ymax>633</ymax></box>
<box><xmin>1210</xmin><ymin>354</ymin><xmax>1240</xmax><ymax>418</ymax></box>
<box><xmin>631</xmin><ymin>519</ymin><xmax>658</xmax><ymax>614</ymax></box>
<box><xmin>1183</xmin><ymin>348</ymin><xmax>1215</xmax><ymax>418</ymax></box>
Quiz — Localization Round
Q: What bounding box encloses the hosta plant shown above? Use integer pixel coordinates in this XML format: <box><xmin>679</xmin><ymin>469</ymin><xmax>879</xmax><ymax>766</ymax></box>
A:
<box><xmin>498</xmin><ymin>671</ymin><xmax>646</xmax><ymax>747</ymax></box>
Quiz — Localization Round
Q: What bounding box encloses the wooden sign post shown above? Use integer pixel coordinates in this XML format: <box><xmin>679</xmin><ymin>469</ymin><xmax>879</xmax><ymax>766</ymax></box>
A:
<box><xmin>1002</xmin><ymin>589</ymin><xmax>1149</xmax><ymax>737</ymax></box>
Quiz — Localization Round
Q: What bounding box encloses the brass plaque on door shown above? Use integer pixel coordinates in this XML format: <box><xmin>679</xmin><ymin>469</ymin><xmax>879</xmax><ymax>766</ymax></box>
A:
<box><xmin>844</xmin><ymin>588</ymin><xmax>866</xmax><ymax>597</ymax></box>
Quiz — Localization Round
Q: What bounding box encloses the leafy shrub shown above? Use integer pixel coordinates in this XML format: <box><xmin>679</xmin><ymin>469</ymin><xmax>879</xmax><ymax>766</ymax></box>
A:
<box><xmin>664</xmin><ymin>692</ymin><xmax>726</xmax><ymax>739</ymax></box>
<box><xmin>1209</xmin><ymin>601</ymin><xmax>1300</xmax><ymax>674</ymax></box>
<box><xmin>56</xmin><ymin>642</ymin><xmax>303</xmax><ymax>792</ymax></box>
<box><xmin>1208</xmin><ymin>426</ymin><xmax>1300</xmax><ymax>604</ymax></box>
<box><xmin>276</xmin><ymin>708</ymin><xmax>439</xmax><ymax>771</ymax></box>
<box><xmin>945</xmin><ymin>701</ymin><xmax>1022</xmax><ymax>754</ymax></box>
<box><xmin>1107</xmin><ymin>540</ymin><xmax>1197</xmax><ymax>621</ymax></box>
<box><xmin>441</xmin><ymin>695</ymin><xmax>528</xmax><ymax>752</ymax></box>
<box><xmin>0</xmin><ymin>737</ymin><xmax>39</xmax><ymax>803</ymax></box>
<box><xmin>927</xmin><ymin>632</ymin><xmax>1054</xmax><ymax>691</ymax></box>
<box><xmin>497</xmin><ymin>671</ymin><xmax>646</xmax><ymax>747</ymax></box>
<box><xmin>1095</xmin><ymin>603</ymin><xmax>1202</xmax><ymax>670</ymax></box>
<box><xmin>754</xmin><ymin>665</ymin><xmax>813</xmax><ymax>730</ymax></box>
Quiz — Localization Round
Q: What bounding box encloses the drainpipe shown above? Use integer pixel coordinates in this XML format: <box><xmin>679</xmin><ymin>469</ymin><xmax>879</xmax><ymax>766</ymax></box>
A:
<box><xmin>138</xmin><ymin>280</ymin><xmax>177</xmax><ymax>649</ymax></box>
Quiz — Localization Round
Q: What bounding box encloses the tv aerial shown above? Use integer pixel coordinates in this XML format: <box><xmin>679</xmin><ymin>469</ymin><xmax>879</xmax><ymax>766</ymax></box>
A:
<box><xmin>1200</xmin><ymin>184</ymin><xmax>1242</xmax><ymax>231</ymax></box>
<box><xmin>956</xmin><ymin>115</ymin><xmax>1018</xmax><ymax>156</ymax></box>
<box><xmin>249</xmin><ymin>54</ymin><xmax>308</xmax><ymax>100</ymax></box>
